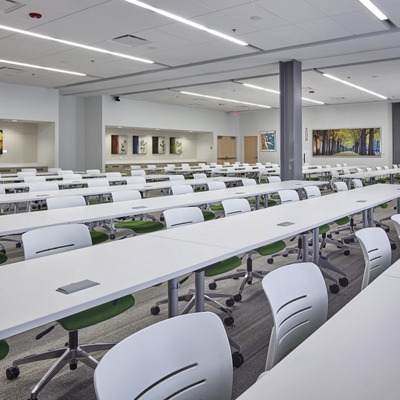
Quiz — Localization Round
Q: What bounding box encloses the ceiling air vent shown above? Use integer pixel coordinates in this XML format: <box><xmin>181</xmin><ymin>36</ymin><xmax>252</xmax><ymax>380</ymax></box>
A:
<box><xmin>0</xmin><ymin>67</ymin><xmax>24</xmax><ymax>75</ymax></box>
<box><xmin>0</xmin><ymin>0</ymin><xmax>25</xmax><ymax>14</ymax></box>
<box><xmin>111</xmin><ymin>34</ymin><xmax>149</xmax><ymax>47</ymax></box>
<box><xmin>330</xmin><ymin>97</ymin><xmax>346</xmax><ymax>100</ymax></box>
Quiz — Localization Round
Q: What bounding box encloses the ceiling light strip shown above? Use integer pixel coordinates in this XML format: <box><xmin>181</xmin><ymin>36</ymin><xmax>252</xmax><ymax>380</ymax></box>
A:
<box><xmin>180</xmin><ymin>91</ymin><xmax>271</xmax><ymax>108</ymax></box>
<box><xmin>0</xmin><ymin>59</ymin><xmax>86</xmax><ymax>76</ymax></box>
<box><xmin>322</xmin><ymin>73</ymin><xmax>387</xmax><ymax>99</ymax></box>
<box><xmin>125</xmin><ymin>0</ymin><xmax>248</xmax><ymax>46</ymax></box>
<box><xmin>0</xmin><ymin>24</ymin><xmax>154</xmax><ymax>64</ymax></box>
<box><xmin>359</xmin><ymin>0</ymin><xmax>388</xmax><ymax>21</ymax></box>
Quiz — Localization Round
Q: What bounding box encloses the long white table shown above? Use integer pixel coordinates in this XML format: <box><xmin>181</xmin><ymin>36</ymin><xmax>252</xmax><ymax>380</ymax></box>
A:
<box><xmin>236</xmin><ymin>258</ymin><xmax>400</xmax><ymax>400</ymax></box>
<box><xmin>341</xmin><ymin>168</ymin><xmax>399</xmax><ymax>185</ymax></box>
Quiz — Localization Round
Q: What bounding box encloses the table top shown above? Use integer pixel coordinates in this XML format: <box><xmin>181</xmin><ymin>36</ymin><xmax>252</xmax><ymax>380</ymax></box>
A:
<box><xmin>236</xmin><ymin>261</ymin><xmax>400</xmax><ymax>400</ymax></box>
<box><xmin>341</xmin><ymin>168</ymin><xmax>399</xmax><ymax>180</ymax></box>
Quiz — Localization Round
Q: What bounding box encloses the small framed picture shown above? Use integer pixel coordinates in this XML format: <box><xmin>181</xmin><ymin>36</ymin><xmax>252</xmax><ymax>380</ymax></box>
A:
<box><xmin>260</xmin><ymin>131</ymin><xmax>276</xmax><ymax>152</ymax></box>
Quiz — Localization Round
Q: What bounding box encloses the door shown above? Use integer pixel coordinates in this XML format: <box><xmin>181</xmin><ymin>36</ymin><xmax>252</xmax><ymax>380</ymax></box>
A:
<box><xmin>217</xmin><ymin>136</ymin><xmax>237</xmax><ymax>164</ymax></box>
<box><xmin>244</xmin><ymin>136</ymin><xmax>258</xmax><ymax>164</ymax></box>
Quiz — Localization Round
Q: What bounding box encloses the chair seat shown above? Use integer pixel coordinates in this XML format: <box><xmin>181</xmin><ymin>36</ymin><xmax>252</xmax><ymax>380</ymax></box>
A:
<box><xmin>90</xmin><ymin>230</ymin><xmax>109</xmax><ymax>245</ymax></box>
<box><xmin>334</xmin><ymin>216</ymin><xmax>350</xmax><ymax>225</ymax></box>
<box><xmin>114</xmin><ymin>220</ymin><xmax>164</xmax><ymax>234</ymax></box>
<box><xmin>318</xmin><ymin>224</ymin><xmax>330</xmax><ymax>235</ymax></box>
<box><xmin>255</xmin><ymin>240</ymin><xmax>286</xmax><ymax>256</ymax></box>
<box><xmin>0</xmin><ymin>339</ymin><xmax>9</xmax><ymax>360</ymax></box>
<box><xmin>379</xmin><ymin>202</ymin><xmax>388</xmax><ymax>209</ymax></box>
<box><xmin>205</xmin><ymin>256</ymin><xmax>242</xmax><ymax>277</ymax></box>
<box><xmin>202</xmin><ymin>211</ymin><xmax>216</xmax><ymax>221</ymax></box>
<box><xmin>59</xmin><ymin>295</ymin><xmax>135</xmax><ymax>331</ymax></box>
<box><xmin>0</xmin><ymin>252</ymin><xmax>8</xmax><ymax>264</ymax></box>
<box><xmin>210</xmin><ymin>204</ymin><xmax>224</xmax><ymax>211</ymax></box>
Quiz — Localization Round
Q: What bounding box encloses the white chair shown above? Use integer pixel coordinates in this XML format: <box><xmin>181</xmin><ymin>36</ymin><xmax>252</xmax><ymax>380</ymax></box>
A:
<box><xmin>333</xmin><ymin>181</ymin><xmax>348</xmax><ymax>192</ymax></box>
<box><xmin>28</xmin><ymin>182</ymin><xmax>59</xmax><ymax>211</ymax></box>
<box><xmin>86</xmin><ymin>169</ymin><xmax>101</xmax><ymax>175</ymax></box>
<box><xmin>193</xmin><ymin>173</ymin><xmax>207</xmax><ymax>179</ymax></box>
<box><xmin>8</xmin><ymin>224</ymin><xmax>133</xmax><ymax>399</ymax></box>
<box><xmin>94</xmin><ymin>313</ymin><xmax>233</xmax><ymax>400</ymax></box>
<box><xmin>261</xmin><ymin>262</ymin><xmax>328</xmax><ymax>372</ymax></box>
<box><xmin>48</xmin><ymin>168</ymin><xmax>62</xmax><ymax>174</ymax></box>
<box><xmin>277</xmin><ymin>189</ymin><xmax>300</xmax><ymax>204</ymax></box>
<box><xmin>57</xmin><ymin>170</ymin><xmax>74</xmax><ymax>175</ymax></box>
<box><xmin>130</xmin><ymin>169</ymin><xmax>146</xmax><ymax>177</ymax></box>
<box><xmin>166</xmin><ymin>164</ymin><xmax>175</xmax><ymax>167</ymax></box>
<box><xmin>87</xmin><ymin>178</ymin><xmax>109</xmax><ymax>188</ymax></box>
<box><xmin>147</xmin><ymin>164</ymin><xmax>157</xmax><ymax>173</ymax></box>
<box><xmin>181</xmin><ymin>163</ymin><xmax>190</xmax><ymax>168</ymax></box>
<box><xmin>24</xmin><ymin>176</ymin><xmax>46</xmax><ymax>183</ymax></box>
<box><xmin>167</xmin><ymin>175</ymin><xmax>185</xmax><ymax>181</ymax></box>
<box><xmin>21</xmin><ymin>168</ymin><xmax>37</xmax><ymax>173</ymax></box>
<box><xmin>356</xmin><ymin>227</ymin><xmax>392</xmax><ymax>291</ymax></box>
<box><xmin>17</xmin><ymin>171</ymin><xmax>35</xmax><ymax>178</ymax></box>
<box><xmin>130</xmin><ymin>165</ymin><xmax>141</xmax><ymax>170</ymax></box>
<box><xmin>105</xmin><ymin>172</ymin><xmax>122</xmax><ymax>178</ymax></box>
<box><xmin>125</xmin><ymin>176</ymin><xmax>146</xmax><ymax>185</ymax></box>
<box><xmin>62</xmin><ymin>174</ymin><xmax>82</xmax><ymax>180</ymax></box>
<box><xmin>207</xmin><ymin>181</ymin><xmax>226</xmax><ymax>191</ymax></box>
<box><xmin>267</xmin><ymin>176</ymin><xmax>281</xmax><ymax>183</ymax></box>
<box><xmin>170</xmin><ymin>184</ymin><xmax>193</xmax><ymax>195</ymax></box>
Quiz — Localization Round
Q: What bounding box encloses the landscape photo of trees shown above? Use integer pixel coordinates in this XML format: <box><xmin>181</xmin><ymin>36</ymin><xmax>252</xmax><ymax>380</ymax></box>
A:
<box><xmin>312</xmin><ymin>127</ymin><xmax>381</xmax><ymax>157</ymax></box>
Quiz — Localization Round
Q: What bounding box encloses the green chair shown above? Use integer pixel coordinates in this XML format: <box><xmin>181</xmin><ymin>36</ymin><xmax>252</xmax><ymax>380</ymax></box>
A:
<box><xmin>111</xmin><ymin>190</ymin><xmax>164</xmax><ymax>234</ymax></box>
<box><xmin>6</xmin><ymin>224</ymin><xmax>135</xmax><ymax>400</ymax></box>
<box><xmin>0</xmin><ymin>339</ymin><xmax>9</xmax><ymax>360</ymax></box>
<box><xmin>46</xmin><ymin>195</ymin><xmax>109</xmax><ymax>244</ymax></box>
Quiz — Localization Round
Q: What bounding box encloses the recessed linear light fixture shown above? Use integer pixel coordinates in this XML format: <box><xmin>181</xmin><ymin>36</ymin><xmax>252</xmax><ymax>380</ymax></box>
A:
<box><xmin>359</xmin><ymin>0</ymin><xmax>388</xmax><ymax>20</ymax></box>
<box><xmin>0</xmin><ymin>24</ymin><xmax>154</xmax><ymax>64</ymax></box>
<box><xmin>316</xmin><ymin>70</ymin><xmax>388</xmax><ymax>100</ymax></box>
<box><xmin>180</xmin><ymin>91</ymin><xmax>271</xmax><ymax>108</ymax></box>
<box><xmin>125</xmin><ymin>0</ymin><xmax>248</xmax><ymax>46</ymax></box>
<box><xmin>0</xmin><ymin>59</ymin><xmax>86</xmax><ymax>76</ymax></box>
<box><xmin>242</xmin><ymin>83</ymin><xmax>325</xmax><ymax>105</ymax></box>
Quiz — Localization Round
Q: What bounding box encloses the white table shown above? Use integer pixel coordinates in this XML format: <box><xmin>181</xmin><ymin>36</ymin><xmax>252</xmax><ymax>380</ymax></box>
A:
<box><xmin>341</xmin><ymin>168</ymin><xmax>399</xmax><ymax>185</ymax></box>
<box><xmin>236</xmin><ymin>259</ymin><xmax>400</xmax><ymax>400</ymax></box>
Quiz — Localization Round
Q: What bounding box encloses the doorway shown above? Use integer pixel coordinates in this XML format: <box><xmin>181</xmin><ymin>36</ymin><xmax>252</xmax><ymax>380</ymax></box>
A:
<box><xmin>244</xmin><ymin>136</ymin><xmax>258</xmax><ymax>164</ymax></box>
<box><xmin>217</xmin><ymin>136</ymin><xmax>237</xmax><ymax>164</ymax></box>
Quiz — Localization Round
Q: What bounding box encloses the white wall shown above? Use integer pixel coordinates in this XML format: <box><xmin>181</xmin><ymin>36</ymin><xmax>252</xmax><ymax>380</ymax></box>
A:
<box><xmin>37</xmin><ymin>123</ymin><xmax>55</xmax><ymax>166</ymax></box>
<box><xmin>239</xmin><ymin>102</ymin><xmax>393</xmax><ymax>167</ymax></box>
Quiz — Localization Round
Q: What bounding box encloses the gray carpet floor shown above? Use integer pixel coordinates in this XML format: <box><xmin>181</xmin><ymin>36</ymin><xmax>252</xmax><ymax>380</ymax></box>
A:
<box><xmin>0</xmin><ymin>191</ymin><xmax>399</xmax><ymax>400</ymax></box>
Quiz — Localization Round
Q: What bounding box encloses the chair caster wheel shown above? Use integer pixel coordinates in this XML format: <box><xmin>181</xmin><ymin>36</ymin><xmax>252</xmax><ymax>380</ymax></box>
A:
<box><xmin>329</xmin><ymin>284</ymin><xmax>340</xmax><ymax>294</ymax></box>
<box><xmin>16</xmin><ymin>243</ymin><xmax>21</xmax><ymax>248</ymax></box>
<box><xmin>6</xmin><ymin>366</ymin><xmax>19</xmax><ymax>380</ymax></box>
<box><xmin>226</xmin><ymin>298</ymin><xmax>235</xmax><ymax>307</ymax></box>
<box><xmin>375</xmin><ymin>224</ymin><xmax>381</xmax><ymax>227</ymax></box>
<box><xmin>208</xmin><ymin>282</ymin><xmax>217</xmax><ymax>290</ymax></box>
<box><xmin>349</xmin><ymin>238</ymin><xmax>355</xmax><ymax>243</ymax></box>
<box><xmin>327</xmin><ymin>234</ymin><xmax>332</xmax><ymax>239</ymax></box>
<box><xmin>150</xmin><ymin>306</ymin><xmax>160</xmax><ymax>315</ymax></box>
<box><xmin>339</xmin><ymin>277</ymin><xmax>349</xmax><ymax>287</ymax></box>
<box><xmin>391</xmin><ymin>243</ymin><xmax>397</xmax><ymax>250</ymax></box>
<box><xmin>233</xmin><ymin>294</ymin><xmax>242</xmax><ymax>302</ymax></box>
<box><xmin>343</xmin><ymin>239</ymin><xmax>350</xmax><ymax>244</ymax></box>
<box><xmin>267</xmin><ymin>258</ymin><xmax>273</xmax><ymax>264</ymax></box>
<box><xmin>0</xmin><ymin>250</ymin><xmax>5</xmax><ymax>254</ymax></box>
<box><xmin>109</xmin><ymin>234</ymin><xmax>115</xmax><ymax>240</ymax></box>
<box><xmin>282</xmin><ymin>254</ymin><xmax>288</xmax><ymax>257</ymax></box>
<box><xmin>344</xmin><ymin>250</ymin><xmax>350</xmax><ymax>256</ymax></box>
<box><xmin>232</xmin><ymin>352</ymin><xmax>244</xmax><ymax>368</ymax></box>
<box><xmin>224</xmin><ymin>316</ymin><xmax>234</xmax><ymax>326</ymax></box>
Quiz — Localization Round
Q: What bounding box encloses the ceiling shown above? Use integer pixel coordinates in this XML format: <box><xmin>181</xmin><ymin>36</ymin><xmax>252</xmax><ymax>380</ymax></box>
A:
<box><xmin>1</xmin><ymin>0</ymin><xmax>400</xmax><ymax>112</ymax></box>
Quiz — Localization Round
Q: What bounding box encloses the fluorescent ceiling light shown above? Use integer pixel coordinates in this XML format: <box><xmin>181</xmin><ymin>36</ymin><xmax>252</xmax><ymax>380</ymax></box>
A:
<box><xmin>242</xmin><ymin>83</ymin><xmax>325</xmax><ymax>104</ymax></box>
<box><xmin>322</xmin><ymin>73</ymin><xmax>387</xmax><ymax>99</ymax></box>
<box><xmin>359</xmin><ymin>0</ymin><xmax>388</xmax><ymax>20</ymax></box>
<box><xmin>125</xmin><ymin>0</ymin><xmax>248</xmax><ymax>46</ymax></box>
<box><xmin>0</xmin><ymin>59</ymin><xmax>86</xmax><ymax>76</ymax></box>
<box><xmin>0</xmin><ymin>24</ymin><xmax>154</xmax><ymax>64</ymax></box>
<box><xmin>180</xmin><ymin>91</ymin><xmax>271</xmax><ymax>108</ymax></box>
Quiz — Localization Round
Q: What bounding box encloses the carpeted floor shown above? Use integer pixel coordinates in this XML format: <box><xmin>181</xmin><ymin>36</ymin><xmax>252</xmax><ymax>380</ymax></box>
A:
<box><xmin>0</xmin><ymin>192</ymin><xmax>399</xmax><ymax>400</ymax></box>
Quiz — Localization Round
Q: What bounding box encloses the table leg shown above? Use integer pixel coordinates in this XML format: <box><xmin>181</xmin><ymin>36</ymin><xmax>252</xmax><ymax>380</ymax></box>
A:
<box><xmin>167</xmin><ymin>277</ymin><xmax>179</xmax><ymax>318</ymax></box>
<box><xmin>312</xmin><ymin>229</ymin><xmax>319</xmax><ymax>264</ymax></box>
<box><xmin>263</xmin><ymin>194</ymin><xmax>268</xmax><ymax>208</ymax></box>
<box><xmin>368</xmin><ymin>208</ymin><xmax>374</xmax><ymax>227</ymax></box>
<box><xmin>362</xmin><ymin>210</ymin><xmax>368</xmax><ymax>228</ymax></box>
<box><xmin>397</xmin><ymin>197</ymin><xmax>400</xmax><ymax>214</ymax></box>
<box><xmin>195</xmin><ymin>270</ymin><xmax>205</xmax><ymax>313</ymax></box>
<box><xmin>255</xmin><ymin>195</ymin><xmax>260</xmax><ymax>210</ymax></box>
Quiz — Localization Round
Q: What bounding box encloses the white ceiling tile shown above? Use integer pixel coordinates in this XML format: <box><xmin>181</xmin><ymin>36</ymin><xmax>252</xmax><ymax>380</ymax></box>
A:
<box><xmin>379</xmin><ymin>3</ymin><xmax>400</xmax><ymax>26</ymax></box>
<box><xmin>156</xmin><ymin>21</ymin><xmax>219</xmax><ymax>44</ymax></box>
<box><xmin>191</xmin><ymin>0</ymin><xmax>252</xmax><ymax>12</ymax></box>
<box><xmin>304</xmin><ymin>0</ymin><xmax>365</xmax><ymax>16</ymax></box>
<box><xmin>200</xmin><ymin>38</ymin><xmax>259</xmax><ymax>56</ymax></box>
<box><xmin>129</xmin><ymin>28</ymin><xmax>195</xmax><ymax>49</ymax></box>
<box><xmin>296</xmin><ymin>17</ymin><xmax>353</xmax><ymax>40</ymax></box>
<box><xmin>264</xmin><ymin>24</ymin><xmax>319</xmax><ymax>46</ymax></box>
<box><xmin>236</xmin><ymin>30</ymin><xmax>291</xmax><ymax>50</ymax></box>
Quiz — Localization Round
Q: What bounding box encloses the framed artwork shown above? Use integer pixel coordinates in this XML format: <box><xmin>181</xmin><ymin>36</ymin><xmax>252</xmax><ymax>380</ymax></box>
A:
<box><xmin>0</xmin><ymin>130</ymin><xmax>3</xmax><ymax>155</ymax></box>
<box><xmin>260</xmin><ymin>131</ymin><xmax>276</xmax><ymax>152</ymax></box>
<box><xmin>312</xmin><ymin>128</ymin><xmax>381</xmax><ymax>156</ymax></box>
<box><xmin>170</xmin><ymin>137</ymin><xmax>182</xmax><ymax>154</ymax></box>
<box><xmin>133</xmin><ymin>135</ymin><xmax>147</xmax><ymax>154</ymax></box>
<box><xmin>152</xmin><ymin>136</ymin><xmax>166</xmax><ymax>154</ymax></box>
<box><xmin>111</xmin><ymin>135</ymin><xmax>127</xmax><ymax>155</ymax></box>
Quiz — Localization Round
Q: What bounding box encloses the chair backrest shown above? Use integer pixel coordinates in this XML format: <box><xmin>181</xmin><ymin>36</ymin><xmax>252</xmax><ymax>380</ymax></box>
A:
<box><xmin>365</xmin><ymin>167</ymin><xmax>372</xmax><ymax>172</ymax></box>
<box><xmin>0</xmin><ymin>185</ymin><xmax>5</xmax><ymax>195</ymax></box>
<box><xmin>303</xmin><ymin>185</ymin><xmax>321</xmax><ymax>199</ymax></box>
<box><xmin>267</xmin><ymin>176</ymin><xmax>281</xmax><ymax>183</ymax></box>
<box><xmin>62</xmin><ymin>174</ymin><xmax>82</xmax><ymax>180</ymax></box>
<box><xmin>24</xmin><ymin>176</ymin><xmax>46</xmax><ymax>183</ymax></box>
<box><xmin>271</xmin><ymin>164</ymin><xmax>279</xmax><ymax>168</ymax></box>
<box><xmin>355</xmin><ymin>168</ymin><xmax>363</xmax><ymax>172</ymax></box>
<box><xmin>130</xmin><ymin>169</ymin><xmax>146</xmax><ymax>176</ymax></box>
<box><xmin>210</xmin><ymin>163</ymin><xmax>217</xmax><ymax>167</ymax></box>
<box><xmin>330</xmin><ymin>170</ymin><xmax>339</xmax><ymax>178</ymax></box>
<box><xmin>255</xmin><ymin>163</ymin><xmax>262</xmax><ymax>167</ymax></box>
<box><xmin>22</xmin><ymin>224</ymin><xmax>92</xmax><ymax>260</ymax></box>
<box><xmin>355</xmin><ymin>227</ymin><xmax>392</xmax><ymax>291</ymax></box>
<box><xmin>393</xmin><ymin>164</ymin><xmax>398</xmax><ymax>169</ymax></box>
<box><xmin>170</xmin><ymin>184</ymin><xmax>193</xmax><ymax>195</ymax></box>
<box><xmin>277</xmin><ymin>190</ymin><xmax>300</xmax><ymax>204</ymax></box>
<box><xmin>324</xmin><ymin>164</ymin><xmax>331</xmax><ymax>168</ymax></box>
<box><xmin>167</xmin><ymin>175</ymin><xmax>185</xmax><ymax>181</ymax></box>
<box><xmin>130</xmin><ymin>166</ymin><xmax>141</xmax><ymax>170</ymax></box>
<box><xmin>181</xmin><ymin>163</ymin><xmax>190</xmax><ymax>167</ymax></box>
<box><xmin>17</xmin><ymin>171</ymin><xmax>36</xmax><ymax>178</ymax></box>
<box><xmin>57</xmin><ymin>170</ymin><xmax>74</xmax><ymax>175</ymax></box>
<box><xmin>147</xmin><ymin>164</ymin><xmax>157</xmax><ymax>169</ymax></box>
<box><xmin>333</xmin><ymin>182</ymin><xmax>348</xmax><ymax>192</ymax></box>
<box><xmin>342</xmin><ymin>163</ymin><xmax>348</xmax><ymax>167</ymax></box>
<box><xmin>86</xmin><ymin>169</ymin><xmax>101</xmax><ymax>175</ymax></box>
<box><xmin>342</xmin><ymin>168</ymin><xmax>350</xmax><ymax>174</ymax></box>
<box><xmin>262</xmin><ymin>262</ymin><xmax>328</xmax><ymax>371</ymax></box>
<box><xmin>21</xmin><ymin>168</ymin><xmax>37</xmax><ymax>173</ymax></box>
<box><xmin>375</xmin><ymin>166</ymin><xmax>382</xmax><ymax>171</ymax></box>
<box><xmin>352</xmin><ymin>179</ymin><xmax>363</xmax><ymax>188</ymax></box>
<box><xmin>224</xmin><ymin>162</ymin><xmax>231</xmax><ymax>166</ymax></box>
<box><xmin>222</xmin><ymin>198</ymin><xmax>251</xmax><ymax>217</ymax></box>
<box><xmin>48</xmin><ymin>168</ymin><xmax>62</xmax><ymax>173</ymax></box>
<box><xmin>167</xmin><ymin>164</ymin><xmax>176</xmax><ymax>167</ymax></box>
<box><xmin>241</xmin><ymin>178</ymin><xmax>257</xmax><ymax>186</ymax></box>
<box><xmin>198</xmin><ymin>163</ymin><xmax>206</xmax><ymax>166</ymax></box>
<box><xmin>192</xmin><ymin>173</ymin><xmax>207</xmax><ymax>180</ymax></box>
<box><xmin>28</xmin><ymin>182</ymin><xmax>59</xmax><ymax>192</ymax></box>
<box><xmin>207</xmin><ymin>181</ymin><xmax>226</xmax><ymax>191</ymax></box>
<box><xmin>125</xmin><ymin>176</ymin><xmax>146</xmax><ymax>185</ymax></box>
<box><xmin>105</xmin><ymin>172</ymin><xmax>122</xmax><ymax>178</ymax></box>
<box><xmin>87</xmin><ymin>178</ymin><xmax>109</xmax><ymax>188</ymax></box>
<box><xmin>94</xmin><ymin>312</ymin><xmax>232</xmax><ymax>400</ymax></box>
<box><xmin>335</xmin><ymin>164</ymin><xmax>341</xmax><ymax>167</ymax></box>
<box><xmin>383</xmin><ymin>165</ymin><xmax>389</xmax><ymax>170</ymax></box>
<box><xmin>112</xmin><ymin>190</ymin><xmax>141</xmax><ymax>202</ymax></box>
<box><xmin>163</xmin><ymin>207</ymin><xmax>204</xmax><ymax>229</ymax></box>
<box><xmin>47</xmin><ymin>195</ymin><xmax>86</xmax><ymax>210</ymax></box>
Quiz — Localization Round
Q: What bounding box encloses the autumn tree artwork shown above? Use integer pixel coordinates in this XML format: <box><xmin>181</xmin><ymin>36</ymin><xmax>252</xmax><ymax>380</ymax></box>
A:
<box><xmin>312</xmin><ymin>128</ymin><xmax>381</xmax><ymax>157</ymax></box>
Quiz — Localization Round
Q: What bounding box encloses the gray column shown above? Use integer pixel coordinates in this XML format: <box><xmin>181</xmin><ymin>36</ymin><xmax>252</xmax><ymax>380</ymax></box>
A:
<box><xmin>392</xmin><ymin>103</ymin><xmax>400</xmax><ymax>165</ymax></box>
<box><xmin>280</xmin><ymin>60</ymin><xmax>302</xmax><ymax>181</ymax></box>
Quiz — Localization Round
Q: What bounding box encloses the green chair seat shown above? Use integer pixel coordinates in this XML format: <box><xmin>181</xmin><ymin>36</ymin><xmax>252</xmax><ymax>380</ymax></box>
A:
<box><xmin>255</xmin><ymin>240</ymin><xmax>286</xmax><ymax>256</ymax></box>
<box><xmin>318</xmin><ymin>224</ymin><xmax>330</xmax><ymax>235</ymax></box>
<box><xmin>90</xmin><ymin>230</ymin><xmax>109</xmax><ymax>245</ymax></box>
<box><xmin>0</xmin><ymin>339</ymin><xmax>9</xmax><ymax>360</ymax></box>
<box><xmin>114</xmin><ymin>220</ymin><xmax>164</xmax><ymax>234</ymax></box>
<box><xmin>205</xmin><ymin>256</ymin><xmax>242</xmax><ymax>277</ymax></box>
<box><xmin>0</xmin><ymin>252</ymin><xmax>8</xmax><ymax>264</ymax></box>
<box><xmin>210</xmin><ymin>204</ymin><xmax>224</xmax><ymax>212</ymax></box>
<box><xmin>248</xmin><ymin>198</ymin><xmax>277</xmax><ymax>207</ymax></box>
<box><xmin>202</xmin><ymin>211</ymin><xmax>215</xmax><ymax>221</ymax></box>
<box><xmin>59</xmin><ymin>295</ymin><xmax>135</xmax><ymax>331</ymax></box>
<box><xmin>334</xmin><ymin>216</ymin><xmax>350</xmax><ymax>225</ymax></box>
<box><xmin>379</xmin><ymin>202</ymin><xmax>388</xmax><ymax>209</ymax></box>
<box><xmin>271</xmin><ymin>194</ymin><xmax>280</xmax><ymax>200</ymax></box>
